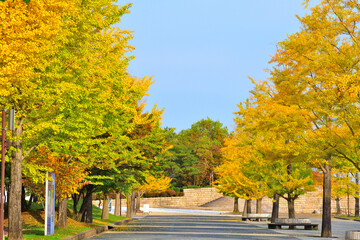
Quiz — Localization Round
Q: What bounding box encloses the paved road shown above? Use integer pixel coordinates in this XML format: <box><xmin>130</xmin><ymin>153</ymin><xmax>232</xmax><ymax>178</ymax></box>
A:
<box><xmin>90</xmin><ymin>215</ymin><xmax>299</xmax><ymax>239</ymax></box>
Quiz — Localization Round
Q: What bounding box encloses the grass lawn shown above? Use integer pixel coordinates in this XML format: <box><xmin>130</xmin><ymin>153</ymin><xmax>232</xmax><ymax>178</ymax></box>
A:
<box><xmin>337</xmin><ymin>216</ymin><xmax>360</xmax><ymax>220</ymax></box>
<box><xmin>6</xmin><ymin>200</ymin><xmax>127</xmax><ymax>240</ymax></box>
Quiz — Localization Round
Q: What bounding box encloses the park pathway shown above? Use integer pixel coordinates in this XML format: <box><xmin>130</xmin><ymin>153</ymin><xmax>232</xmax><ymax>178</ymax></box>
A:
<box><xmin>90</xmin><ymin>215</ymin><xmax>299</xmax><ymax>239</ymax></box>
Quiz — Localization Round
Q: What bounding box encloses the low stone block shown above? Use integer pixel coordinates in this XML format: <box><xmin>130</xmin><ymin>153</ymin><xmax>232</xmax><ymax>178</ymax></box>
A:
<box><xmin>346</xmin><ymin>230</ymin><xmax>360</xmax><ymax>240</ymax></box>
<box><xmin>275</xmin><ymin>218</ymin><xmax>311</xmax><ymax>224</ymax></box>
<box><xmin>247</xmin><ymin>213</ymin><xmax>271</xmax><ymax>218</ymax></box>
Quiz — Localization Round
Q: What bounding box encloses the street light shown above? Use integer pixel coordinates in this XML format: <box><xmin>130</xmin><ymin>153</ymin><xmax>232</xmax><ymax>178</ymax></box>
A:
<box><xmin>1</xmin><ymin>107</ymin><xmax>14</xmax><ymax>239</ymax></box>
<box><xmin>8</xmin><ymin>109</ymin><xmax>15</xmax><ymax>131</ymax></box>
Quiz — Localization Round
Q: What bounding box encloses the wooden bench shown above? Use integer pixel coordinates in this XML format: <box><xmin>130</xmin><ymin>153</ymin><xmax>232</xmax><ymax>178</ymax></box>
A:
<box><xmin>268</xmin><ymin>218</ymin><xmax>318</xmax><ymax>230</ymax></box>
<box><xmin>242</xmin><ymin>213</ymin><xmax>271</xmax><ymax>222</ymax></box>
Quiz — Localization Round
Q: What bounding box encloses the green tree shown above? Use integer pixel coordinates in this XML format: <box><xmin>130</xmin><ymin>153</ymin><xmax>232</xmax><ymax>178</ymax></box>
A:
<box><xmin>165</xmin><ymin>118</ymin><xmax>228</xmax><ymax>187</ymax></box>
<box><xmin>23</xmin><ymin>0</ymin><xmax>136</xmax><ymax>227</ymax></box>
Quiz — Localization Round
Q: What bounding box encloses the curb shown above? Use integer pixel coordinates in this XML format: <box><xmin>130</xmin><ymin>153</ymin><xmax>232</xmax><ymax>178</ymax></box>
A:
<box><xmin>62</xmin><ymin>218</ymin><xmax>135</xmax><ymax>240</ymax></box>
<box><xmin>334</xmin><ymin>216</ymin><xmax>351</xmax><ymax>221</ymax></box>
<box><xmin>333</xmin><ymin>216</ymin><xmax>360</xmax><ymax>222</ymax></box>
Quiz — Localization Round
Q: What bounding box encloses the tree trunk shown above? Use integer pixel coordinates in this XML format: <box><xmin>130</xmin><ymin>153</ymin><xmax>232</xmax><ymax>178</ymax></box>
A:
<box><xmin>135</xmin><ymin>190</ymin><xmax>141</xmax><ymax>212</ymax></box>
<box><xmin>57</xmin><ymin>198</ymin><xmax>67</xmax><ymax>228</ymax></box>
<box><xmin>120</xmin><ymin>192</ymin><xmax>122</xmax><ymax>216</ymax></box>
<box><xmin>85</xmin><ymin>192</ymin><xmax>92</xmax><ymax>223</ymax></box>
<box><xmin>233</xmin><ymin>197</ymin><xmax>239</xmax><ymax>213</ymax></box>
<box><xmin>102</xmin><ymin>194</ymin><xmax>109</xmax><ymax>220</ymax></box>
<box><xmin>9</xmin><ymin>120</ymin><xmax>23</xmax><ymax>240</ymax></box>
<box><xmin>115</xmin><ymin>192</ymin><xmax>120</xmax><ymax>216</ymax></box>
<box><xmin>256</xmin><ymin>198</ymin><xmax>262</xmax><ymax>213</ymax></box>
<box><xmin>321</xmin><ymin>161</ymin><xmax>332</xmax><ymax>238</ymax></box>
<box><xmin>242</xmin><ymin>199</ymin><xmax>247</xmax><ymax>215</ymax></box>
<box><xmin>131</xmin><ymin>190</ymin><xmax>136</xmax><ymax>215</ymax></box>
<box><xmin>271</xmin><ymin>194</ymin><xmax>279</xmax><ymax>223</ymax></box>
<box><xmin>26</xmin><ymin>194</ymin><xmax>33</xmax><ymax>210</ymax></box>
<box><xmin>335</xmin><ymin>197</ymin><xmax>341</xmax><ymax>215</ymax></box>
<box><xmin>287</xmin><ymin>197</ymin><xmax>296</xmax><ymax>219</ymax></box>
<box><xmin>21</xmin><ymin>186</ymin><xmax>27</xmax><ymax>212</ymax></box>
<box><xmin>72</xmin><ymin>193</ymin><xmax>80</xmax><ymax>215</ymax></box>
<box><xmin>347</xmin><ymin>191</ymin><xmax>350</xmax><ymax>216</ymax></box>
<box><xmin>246</xmin><ymin>199</ymin><xmax>252</xmax><ymax>214</ymax></box>
<box><xmin>5</xmin><ymin>184</ymin><xmax>9</xmax><ymax>218</ymax></box>
<box><xmin>77</xmin><ymin>185</ymin><xmax>93</xmax><ymax>222</ymax></box>
<box><xmin>356</xmin><ymin>173</ymin><xmax>359</xmax><ymax>217</ymax></box>
<box><xmin>286</xmin><ymin>163</ymin><xmax>296</xmax><ymax>219</ymax></box>
<box><xmin>126</xmin><ymin>193</ymin><xmax>132</xmax><ymax>218</ymax></box>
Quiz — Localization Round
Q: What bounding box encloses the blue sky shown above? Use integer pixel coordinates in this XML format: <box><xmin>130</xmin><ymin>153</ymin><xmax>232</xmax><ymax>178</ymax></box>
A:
<box><xmin>119</xmin><ymin>0</ymin><xmax>314</xmax><ymax>132</ymax></box>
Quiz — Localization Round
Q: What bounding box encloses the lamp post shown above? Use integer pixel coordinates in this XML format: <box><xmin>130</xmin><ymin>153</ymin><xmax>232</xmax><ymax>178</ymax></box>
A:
<box><xmin>0</xmin><ymin>108</ymin><xmax>14</xmax><ymax>239</ymax></box>
<box><xmin>0</xmin><ymin>109</ymin><xmax>5</xmax><ymax>239</ymax></box>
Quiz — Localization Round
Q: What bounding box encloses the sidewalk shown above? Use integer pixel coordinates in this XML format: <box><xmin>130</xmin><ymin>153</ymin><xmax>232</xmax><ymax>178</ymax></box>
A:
<box><xmin>252</xmin><ymin>216</ymin><xmax>360</xmax><ymax>240</ymax></box>
<box><xmin>110</xmin><ymin>206</ymin><xmax>227</xmax><ymax>215</ymax></box>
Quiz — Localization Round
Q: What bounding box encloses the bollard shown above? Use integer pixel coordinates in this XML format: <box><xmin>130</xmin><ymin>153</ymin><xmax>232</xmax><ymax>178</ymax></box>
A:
<box><xmin>346</xmin><ymin>230</ymin><xmax>360</xmax><ymax>240</ymax></box>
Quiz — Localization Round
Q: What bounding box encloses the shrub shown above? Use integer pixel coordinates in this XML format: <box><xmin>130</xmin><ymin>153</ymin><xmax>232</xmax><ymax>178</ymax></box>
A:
<box><xmin>160</xmin><ymin>192</ymin><xmax>168</xmax><ymax>197</ymax></box>
<box><xmin>166</xmin><ymin>189</ymin><xmax>177</xmax><ymax>197</ymax></box>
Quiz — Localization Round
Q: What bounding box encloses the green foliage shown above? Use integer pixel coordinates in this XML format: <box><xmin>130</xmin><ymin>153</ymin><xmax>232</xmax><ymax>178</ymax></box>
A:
<box><xmin>1</xmin><ymin>0</ymin><xmax>172</xmax><ymax>231</ymax></box>
<box><xmin>164</xmin><ymin>118</ymin><xmax>229</xmax><ymax>187</ymax></box>
<box><xmin>0</xmin><ymin>0</ymin><xmax>30</xmax><ymax>4</ymax></box>
<box><xmin>215</xmin><ymin>80</ymin><xmax>316</xmax><ymax>203</ymax></box>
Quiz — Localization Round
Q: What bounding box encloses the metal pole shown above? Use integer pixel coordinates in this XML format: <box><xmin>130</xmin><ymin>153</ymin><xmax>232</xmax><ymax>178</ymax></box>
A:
<box><xmin>0</xmin><ymin>109</ymin><xmax>5</xmax><ymax>239</ymax></box>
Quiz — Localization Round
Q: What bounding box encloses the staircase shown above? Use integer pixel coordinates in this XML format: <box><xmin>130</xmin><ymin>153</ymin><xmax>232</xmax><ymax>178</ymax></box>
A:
<box><xmin>200</xmin><ymin>196</ymin><xmax>234</xmax><ymax>211</ymax></box>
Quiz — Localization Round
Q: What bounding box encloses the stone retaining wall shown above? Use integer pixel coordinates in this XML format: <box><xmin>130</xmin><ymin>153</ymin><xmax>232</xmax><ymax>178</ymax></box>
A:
<box><xmin>238</xmin><ymin>190</ymin><xmax>356</xmax><ymax>214</ymax></box>
<box><xmin>94</xmin><ymin>187</ymin><xmax>357</xmax><ymax>214</ymax></box>
<box><xmin>116</xmin><ymin>187</ymin><xmax>223</xmax><ymax>208</ymax></box>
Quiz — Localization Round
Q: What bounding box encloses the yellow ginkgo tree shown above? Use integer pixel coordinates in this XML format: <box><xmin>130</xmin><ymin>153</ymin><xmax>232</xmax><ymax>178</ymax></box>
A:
<box><xmin>230</xmin><ymin>80</ymin><xmax>315</xmax><ymax>219</ymax></box>
<box><xmin>134</xmin><ymin>175</ymin><xmax>172</xmax><ymax>212</ymax></box>
<box><xmin>268</xmin><ymin>0</ymin><xmax>360</xmax><ymax>236</ymax></box>
<box><xmin>0</xmin><ymin>0</ymin><xmax>76</xmax><ymax>238</ymax></box>
<box><xmin>215</xmin><ymin>134</ymin><xmax>265</xmax><ymax>214</ymax></box>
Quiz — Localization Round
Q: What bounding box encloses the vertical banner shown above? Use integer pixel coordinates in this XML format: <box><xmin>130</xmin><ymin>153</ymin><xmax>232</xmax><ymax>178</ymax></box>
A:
<box><xmin>108</xmin><ymin>198</ymin><xmax>112</xmax><ymax>213</ymax></box>
<box><xmin>44</xmin><ymin>172</ymin><xmax>55</xmax><ymax>236</ymax></box>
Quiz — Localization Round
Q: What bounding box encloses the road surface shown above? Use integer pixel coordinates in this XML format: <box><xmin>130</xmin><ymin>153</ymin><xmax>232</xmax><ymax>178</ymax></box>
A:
<box><xmin>90</xmin><ymin>215</ymin><xmax>299</xmax><ymax>239</ymax></box>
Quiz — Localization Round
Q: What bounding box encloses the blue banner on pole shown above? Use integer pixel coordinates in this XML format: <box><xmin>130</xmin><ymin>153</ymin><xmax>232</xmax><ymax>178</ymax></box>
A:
<box><xmin>44</xmin><ymin>172</ymin><xmax>55</xmax><ymax>236</ymax></box>
<box><xmin>109</xmin><ymin>198</ymin><xmax>112</xmax><ymax>212</ymax></box>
